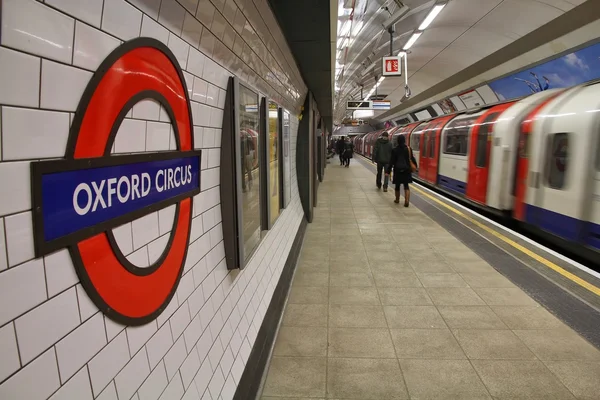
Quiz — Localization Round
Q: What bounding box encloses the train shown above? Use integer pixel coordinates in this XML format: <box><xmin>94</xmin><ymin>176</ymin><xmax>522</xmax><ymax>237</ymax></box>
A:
<box><xmin>353</xmin><ymin>80</ymin><xmax>600</xmax><ymax>264</ymax></box>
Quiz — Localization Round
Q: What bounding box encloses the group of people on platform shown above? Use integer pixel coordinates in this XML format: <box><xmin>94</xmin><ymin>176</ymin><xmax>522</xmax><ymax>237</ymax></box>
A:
<box><xmin>329</xmin><ymin>133</ymin><xmax>418</xmax><ymax>207</ymax></box>
<box><xmin>373</xmin><ymin>132</ymin><xmax>418</xmax><ymax>207</ymax></box>
<box><xmin>332</xmin><ymin>136</ymin><xmax>355</xmax><ymax>168</ymax></box>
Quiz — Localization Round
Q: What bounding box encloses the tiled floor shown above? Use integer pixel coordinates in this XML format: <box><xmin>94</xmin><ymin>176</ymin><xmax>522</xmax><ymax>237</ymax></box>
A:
<box><xmin>261</xmin><ymin>160</ymin><xmax>600</xmax><ymax>400</ymax></box>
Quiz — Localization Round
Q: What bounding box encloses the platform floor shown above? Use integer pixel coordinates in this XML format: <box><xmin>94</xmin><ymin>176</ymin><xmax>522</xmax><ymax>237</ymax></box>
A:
<box><xmin>260</xmin><ymin>159</ymin><xmax>600</xmax><ymax>400</ymax></box>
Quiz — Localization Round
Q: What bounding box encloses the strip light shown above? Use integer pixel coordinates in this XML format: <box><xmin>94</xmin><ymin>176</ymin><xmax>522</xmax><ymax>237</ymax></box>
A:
<box><xmin>419</xmin><ymin>3</ymin><xmax>446</xmax><ymax>30</ymax></box>
<box><xmin>403</xmin><ymin>32</ymin><xmax>422</xmax><ymax>50</ymax></box>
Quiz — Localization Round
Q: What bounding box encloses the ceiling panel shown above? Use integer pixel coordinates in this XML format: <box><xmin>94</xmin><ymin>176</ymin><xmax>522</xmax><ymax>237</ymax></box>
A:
<box><xmin>333</xmin><ymin>0</ymin><xmax>588</xmax><ymax>124</ymax></box>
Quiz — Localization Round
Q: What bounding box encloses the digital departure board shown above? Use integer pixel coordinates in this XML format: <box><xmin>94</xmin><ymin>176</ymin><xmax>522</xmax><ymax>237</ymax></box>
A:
<box><xmin>346</xmin><ymin>100</ymin><xmax>372</xmax><ymax>110</ymax></box>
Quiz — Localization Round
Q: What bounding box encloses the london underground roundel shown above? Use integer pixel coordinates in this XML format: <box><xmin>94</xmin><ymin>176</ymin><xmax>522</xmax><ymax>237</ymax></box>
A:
<box><xmin>30</xmin><ymin>38</ymin><xmax>201</xmax><ymax>326</ymax></box>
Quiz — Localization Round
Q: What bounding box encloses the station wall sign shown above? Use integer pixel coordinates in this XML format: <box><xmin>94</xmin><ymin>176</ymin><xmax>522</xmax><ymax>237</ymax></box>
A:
<box><xmin>31</xmin><ymin>38</ymin><xmax>201</xmax><ymax>326</ymax></box>
<box><xmin>347</xmin><ymin>100</ymin><xmax>372</xmax><ymax>110</ymax></box>
<box><xmin>382</xmin><ymin>56</ymin><xmax>402</xmax><ymax>77</ymax></box>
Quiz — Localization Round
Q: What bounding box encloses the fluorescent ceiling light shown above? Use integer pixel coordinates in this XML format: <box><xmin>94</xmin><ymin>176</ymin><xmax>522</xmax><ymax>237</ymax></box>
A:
<box><xmin>377</xmin><ymin>76</ymin><xmax>385</xmax><ymax>85</ymax></box>
<box><xmin>419</xmin><ymin>3</ymin><xmax>446</xmax><ymax>30</ymax></box>
<box><xmin>403</xmin><ymin>32</ymin><xmax>422</xmax><ymax>50</ymax></box>
<box><xmin>397</xmin><ymin>51</ymin><xmax>406</xmax><ymax>57</ymax></box>
<box><xmin>338</xmin><ymin>20</ymin><xmax>351</xmax><ymax>37</ymax></box>
<box><xmin>351</xmin><ymin>21</ymin><xmax>364</xmax><ymax>37</ymax></box>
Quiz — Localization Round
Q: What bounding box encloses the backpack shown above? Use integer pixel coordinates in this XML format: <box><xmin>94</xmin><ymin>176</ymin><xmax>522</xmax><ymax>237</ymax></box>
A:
<box><xmin>396</xmin><ymin>147</ymin><xmax>409</xmax><ymax>172</ymax></box>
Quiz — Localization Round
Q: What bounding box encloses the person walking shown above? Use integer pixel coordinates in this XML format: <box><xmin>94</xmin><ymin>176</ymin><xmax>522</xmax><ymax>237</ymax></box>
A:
<box><xmin>336</xmin><ymin>137</ymin><xmax>346</xmax><ymax>166</ymax></box>
<box><xmin>386</xmin><ymin>135</ymin><xmax>417</xmax><ymax>206</ymax></box>
<box><xmin>373</xmin><ymin>132</ymin><xmax>393</xmax><ymax>192</ymax></box>
<box><xmin>343</xmin><ymin>137</ymin><xmax>354</xmax><ymax>168</ymax></box>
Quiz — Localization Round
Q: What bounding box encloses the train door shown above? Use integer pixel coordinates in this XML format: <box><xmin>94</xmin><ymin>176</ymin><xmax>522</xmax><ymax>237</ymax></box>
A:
<box><xmin>466</xmin><ymin>103</ymin><xmax>513</xmax><ymax>205</ymax></box>
<box><xmin>420</xmin><ymin>123</ymin><xmax>433</xmax><ymax>182</ymax></box>
<box><xmin>588</xmin><ymin>130</ymin><xmax>600</xmax><ymax>250</ymax></box>
<box><xmin>525</xmin><ymin>85</ymin><xmax>589</xmax><ymax>242</ymax></box>
<box><xmin>425</xmin><ymin>116</ymin><xmax>453</xmax><ymax>184</ymax></box>
<box><xmin>513</xmin><ymin>98</ymin><xmax>556</xmax><ymax>221</ymax></box>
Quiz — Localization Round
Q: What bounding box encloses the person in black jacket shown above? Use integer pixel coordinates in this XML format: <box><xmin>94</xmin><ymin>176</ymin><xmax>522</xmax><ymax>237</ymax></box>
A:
<box><xmin>386</xmin><ymin>135</ymin><xmax>418</xmax><ymax>206</ymax></box>
<box><xmin>373</xmin><ymin>132</ymin><xmax>393</xmax><ymax>191</ymax></box>
<box><xmin>343</xmin><ymin>137</ymin><xmax>354</xmax><ymax>167</ymax></box>
<box><xmin>336</xmin><ymin>137</ymin><xmax>346</xmax><ymax>166</ymax></box>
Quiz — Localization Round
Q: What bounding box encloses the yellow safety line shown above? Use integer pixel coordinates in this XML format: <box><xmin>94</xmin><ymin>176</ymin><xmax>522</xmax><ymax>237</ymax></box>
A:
<box><xmin>358</xmin><ymin>155</ymin><xmax>600</xmax><ymax>297</ymax></box>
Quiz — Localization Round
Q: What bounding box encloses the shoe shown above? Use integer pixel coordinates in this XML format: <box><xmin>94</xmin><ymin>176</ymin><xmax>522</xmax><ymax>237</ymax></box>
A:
<box><xmin>383</xmin><ymin>187</ymin><xmax>388</xmax><ymax>192</ymax></box>
<box><xmin>377</xmin><ymin>185</ymin><xmax>381</xmax><ymax>190</ymax></box>
<box><xmin>394</xmin><ymin>199</ymin><xmax>400</xmax><ymax>204</ymax></box>
<box><xmin>404</xmin><ymin>202</ymin><xmax>409</xmax><ymax>207</ymax></box>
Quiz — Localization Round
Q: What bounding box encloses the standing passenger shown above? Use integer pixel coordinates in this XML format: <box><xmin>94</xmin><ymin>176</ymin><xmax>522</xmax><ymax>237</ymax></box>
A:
<box><xmin>344</xmin><ymin>137</ymin><xmax>354</xmax><ymax>168</ymax></box>
<box><xmin>336</xmin><ymin>137</ymin><xmax>345</xmax><ymax>166</ymax></box>
<box><xmin>373</xmin><ymin>132</ymin><xmax>393</xmax><ymax>192</ymax></box>
<box><xmin>386</xmin><ymin>135</ymin><xmax>417</xmax><ymax>206</ymax></box>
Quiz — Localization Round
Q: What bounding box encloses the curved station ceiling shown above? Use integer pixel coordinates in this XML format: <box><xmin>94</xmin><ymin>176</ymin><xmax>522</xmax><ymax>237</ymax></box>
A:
<box><xmin>333</xmin><ymin>0</ymin><xmax>589</xmax><ymax>125</ymax></box>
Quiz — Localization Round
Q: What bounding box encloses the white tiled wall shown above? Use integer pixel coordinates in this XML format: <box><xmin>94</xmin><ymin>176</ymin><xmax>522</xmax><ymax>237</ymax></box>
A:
<box><xmin>0</xmin><ymin>0</ymin><xmax>307</xmax><ymax>399</ymax></box>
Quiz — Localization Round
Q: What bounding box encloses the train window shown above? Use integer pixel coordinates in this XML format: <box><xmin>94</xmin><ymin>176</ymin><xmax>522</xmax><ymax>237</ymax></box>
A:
<box><xmin>475</xmin><ymin>113</ymin><xmax>499</xmax><ymax>167</ymax></box>
<box><xmin>410</xmin><ymin>132</ymin><xmax>422</xmax><ymax>152</ymax></box>
<box><xmin>423</xmin><ymin>133</ymin><xmax>429</xmax><ymax>157</ymax></box>
<box><xmin>268</xmin><ymin>101</ymin><xmax>281</xmax><ymax>225</ymax></box>
<box><xmin>547</xmin><ymin>132</ymin><xmax>569</xmax><ymax>190</ymax></box>
<box><xmin>596</xmin><ymin>134</ymin><xmax>600</xmax><ymax>171</ymax></box>
<box><xmin>443</xmin><ymin>117</ymin><xmax>475</xmax><ymax>156</ymax></box>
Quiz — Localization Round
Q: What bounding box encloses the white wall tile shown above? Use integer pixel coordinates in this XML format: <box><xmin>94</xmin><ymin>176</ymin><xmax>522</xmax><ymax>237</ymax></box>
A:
<box><xmin>208</xmin><ymin>367</ymin><xmax>225</xmax><ymax>400</ymax></box>
<box><xmin>127</xmin><ymin>320</ymin><xmax>157</xmax><ymax>356</ymax></box>
<box><xmin>1</xmin><ymin>0</ymin><xmax>74</xmax><ymax>63</ymax></box>
<box><xmin>182</xmin><ymin>12</ymin><xmax>203</xmax><ymax>48</ymax></box>
<box><xmin>141</xmin><ymin>14</ymin><xmax>170</xmax><ymax>43</ymax></box>
<box><xmin>2</xmin><ymin>107</ymin><xmax>69</xmax><ymax>161</ymax></box>
<box><xmin>0</xmin><ymin>161</ymin><xmax>31</xmax><ymax>217</ymax></box>
<box><xmin>193</xmin><ymin>359</ymin><xmax>212</xmax><ymax>396</ymax></box>
<box><xmin>158</xmin><ymin>205</ymin><xmax>176</xmax><ymax>236</ymax></box>
<box><xmin>159</xmin><ymin>0</ymin><xmax>186</xmax><ymax>34</ymax></box>
<box><xmin>180</xmin><ymin>0</ymin><xmax>200</xmax><ymax>14</ymax></box>
<box><xmin>48</xmin><ymin>367</ymin><xmax>93</xmax><ymax>400</ymax></box>
<box><xmin>132</xmin><ymin>212</ymin><xmax>160</xmax><ymax>249</ymax></box>
<box><xmin>220</xmin><ymin>374</ymin><xmax>236</xmax><ymax>400</ymax></box>
<box><xmin>128</xmin><ymin>0</ymin><xmax>162</xmax><ymax>19</ymax></box>
<box><xmin>0</xmin><ymin>323</ymin><xmax>20</xmax><ymax>382</ymax></box>
<box><xmin>0</xmin><ymin>220</ymin><xmax>6</xmax><ymax>272</ymax></box>
<box><xmin>182</xmin><ymin>384</ymin><xmax>201</xmax><ymax>400</ymax></box>
<box><xmin>170</xmin><ymin>303</ymin><xmax>191</xmax><ymax>341</ymax></box>
<box><xmin>187</xmin><ymin>285</ymin><xmax>205</xmax><ymax>320</ymax></box>
<box><xmin>114</xmin><ymin>348</ymin><xmax>150</xmax><ymax>400</ymax></box>
<box><xmin>191</xmin><ymin>216</ymin><xmax>204</xmax><ymax>243</ymax></box>
<box><xmin>164</xmin><ymin>336</ymin><xmax>187</xmax><ymax>380</ymax></box>
<box><xmin>133</xmin><ymin>99</ymin><xmax>161</xmax><ymax>121</ymax></box>
<box><xmin>73</xmin><ymin>21</ymin><xmax>122</xmax><ymax>71</ymax></box>
<box><xmin>196</xmin><ymin>0</ymin><xmax>215</xmax><ymax>27</ymax></box>
<box><xmin>146</xmin><ymin>122</ymin><xmax>172</xmax><ymax>152</ymax></box>
<box><xmin>88</xmin><ymin>331</ymin><xmax>130</xmax><ymax>396</ymax></box>
<box><xmin>230</xmin><ymin>355</ymin><xmax>243</xmax><ymax>385</ymax></box>
<box><xmin>105</xmin><ymin>315</ymin><xmax>125</xmax><ymax>342</ymax></box>
<box><xmin>138</xmin><ymin>361</ymin><xmax>168</xmax><ymax>400</ymax></box>
<box><xmin>56</xmin><ymin>313</ymin><xmax>107</xmax><ymax>383</ymax></box>
<box><xmin>44</xmin><ymin>249</ymin><xmax>77</xmax><ymax>298</ymax></box>
<box><xmin>159</xmin><ymin>373</ymin><xmax>184</xmax><ymax>400</ymax></box>
<box><xmin>183</xmin><ymin>314</ymin><xmax>202</xmax><ymax>352</ymax></box>
<box><xmin>156</xmin><ymin>291</ymin><xmax>179</xmax><ymax>327</ymax></box>
<box><xmin>146</xmin><ymin>323</ymin><xmax>173</xmax><ymax>370</ymax></box>
<box><xmin>168</xmin><ymin>33</ymin><xmax>190</xmax><ymax>69</ymax></box>
<box><xmin>192</xmin><ymin>78</ymin><xmax>208</xmax><ymax>104</ymax></box>
<box><xmin>219</xmin><ymin>346</ymin><xmax>233</xmax><ymax>377</ymax></box>
<box><xmin>41</xmin><ymin>60</ymin><xmax>92</xmax><ymax>112</ymax></box>
<box><xmin>180</xmin><ymin>348</ymin><xmax>201</xmax><ymax>389</ymax></box>
<box><xmin>76</xmin><ymin>284</ymin><xmax>98</xmax><ymax>321</ymax></box>
<box><xmin>114</xmin><ymin>118</ymin><xmax>147</xmax><ymax>153</ymax></box>
<box><xmin>102</xmin><ymin>0</ymin><xmax>143</xmax><ymax>41</ymax></box>
<box><xmin>96</xmin><ymin>382</ymin><xmax>118</xmax><ymax>400</ymax></box>
<box><xmin>112</xmin><ymin>223</ymin><xmax>134</xmax><ymax>256</ymax></box>
<box><xmin>15</xmin><ymin>288</ymin><xmax>80</xmax><ymax>365</ymax></box>
<box><xmin>0</xmin><ymin>348</ymin><xmax>60</xmax><ymax>400</ymax></box>
<box><xmin>0</xmin><ymin>258</ymin><xmax>46</xmax><ymax>326</ymax></box>
<box><xmin>187</xmin><ymin>49</ymin><xmax>206</xmax><ymax>78</ymax></box>
<box><xmin>148</xmin><ymin>234</ymin><xmax>169</xmax><ymax>264</ymax></box>
<box><xmin>206</xmin><ymin>84</ymin><xmax>220</xmax><ymax>107</ymax></box>
<box><xmin>0</xmin><ymin>47</ymin><xmax>40</xmax><ymax>108</ymax></box>
<box><xmin>127</xmin><ymin>247</ymin><xmax>150</xmax><ymax>268</ymax></box>
<box><xmin>46</xmin><ymin>0</ymin><xmax>103</xmax><ymax>27</ymax></box>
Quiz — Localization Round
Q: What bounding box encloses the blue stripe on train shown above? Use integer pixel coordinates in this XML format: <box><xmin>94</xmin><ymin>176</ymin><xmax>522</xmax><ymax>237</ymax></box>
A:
<box><xmin>525</xmin><ymin>204</ymin><xmax>600</xmax><ymax>250</ymax></box>
<box><xmin>437</xmin><ymin>175</ymin><xmax>467</xmax><ymax>195</ymax></box>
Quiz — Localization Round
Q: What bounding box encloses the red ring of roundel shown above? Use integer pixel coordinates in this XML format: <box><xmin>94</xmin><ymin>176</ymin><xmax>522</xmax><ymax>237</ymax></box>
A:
<box><xmin>67</xmin><ymin>38</ymin><xmax>195</xmax><ymax>326</ymax></box>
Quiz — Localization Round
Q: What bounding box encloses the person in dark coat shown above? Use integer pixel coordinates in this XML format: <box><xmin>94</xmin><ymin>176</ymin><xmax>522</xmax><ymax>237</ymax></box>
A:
<box><xmin>386</xmin><ymin>135</ymin><xmax>418</xmax><ymax>206</ymax></box>
<box><xmin>336</xmin><ymin>138</ymin><xmax>346</xmax><ymax>166</ymax></box>
<box><xmin>343</xmin><ymin>137</ymin><xmax>354</xmax><ymax>167</ymax></box>
<box><xmin>373</xmin><ymin>131</ymin><xmax>393</xmax><ymax>191</ymax></box>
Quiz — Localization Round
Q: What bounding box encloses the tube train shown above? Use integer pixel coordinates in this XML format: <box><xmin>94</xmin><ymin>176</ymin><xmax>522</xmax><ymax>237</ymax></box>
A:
<box><xmin>354</xmin><ymin>80</ymin><xmax>600</xmax><ymax>263</ymax></box>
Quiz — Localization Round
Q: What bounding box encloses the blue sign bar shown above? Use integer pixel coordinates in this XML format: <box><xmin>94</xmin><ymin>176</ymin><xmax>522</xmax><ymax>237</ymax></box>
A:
<box><xmin>35</xmin><ymin>152</ymin><xmax>201</xmax><ymax>247</ymax></box>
